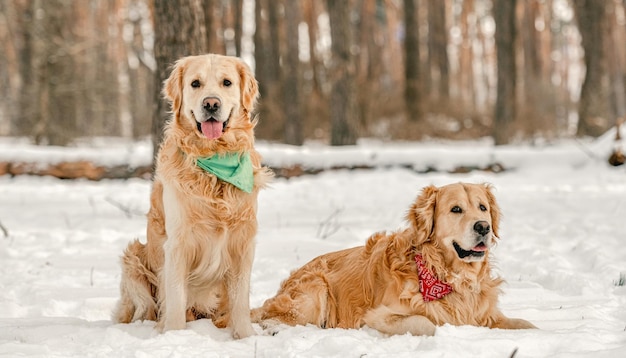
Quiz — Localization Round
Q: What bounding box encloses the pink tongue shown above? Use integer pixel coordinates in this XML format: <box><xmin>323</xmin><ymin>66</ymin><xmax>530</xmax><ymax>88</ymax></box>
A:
<box><xmin>472</xmin><ymin>244</ymin><xmax>488</xmax><ymax>252</ymax></box>
<box><xmin>200</xmin><ymin>121</ymin><xmax>223</xmax><ymax>139</ymax></box>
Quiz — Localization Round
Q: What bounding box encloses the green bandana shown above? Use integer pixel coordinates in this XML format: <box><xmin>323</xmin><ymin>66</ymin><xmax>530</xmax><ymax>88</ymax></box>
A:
<box><xmin>196</xmin><ymin>152</ymin><xmax>254</xmax><ymax>193</ymax></box>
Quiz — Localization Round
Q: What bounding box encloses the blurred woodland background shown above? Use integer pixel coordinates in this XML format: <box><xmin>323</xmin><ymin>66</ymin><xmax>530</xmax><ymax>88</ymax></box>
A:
<box><xmin>0</xmin><ymin>0</ymin><xmax>625</xmax><ymax>151</ymax></box>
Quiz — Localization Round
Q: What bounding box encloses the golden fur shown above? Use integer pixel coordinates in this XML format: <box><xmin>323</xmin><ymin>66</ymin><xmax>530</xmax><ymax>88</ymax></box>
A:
<box><xmin>113</xmin><ymin>54</ymin><xmax>272</xmax><ymax>339</ymax></box>
<box><xmin>252</xmin><ymin>183</ymin><xmax>536</xmax><ymax>336</ymax></box>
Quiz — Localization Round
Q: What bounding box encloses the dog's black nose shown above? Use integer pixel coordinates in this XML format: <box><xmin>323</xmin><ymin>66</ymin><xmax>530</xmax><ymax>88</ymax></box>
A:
<box><xmin>203</xmin><ymin>97</ymin><xmax>221</xmax><ymax>113</ymax></box>
<box><xmin>473</xmin><ymin>221</ymin><xmax>490</xmax><ymax>236</ymax></box>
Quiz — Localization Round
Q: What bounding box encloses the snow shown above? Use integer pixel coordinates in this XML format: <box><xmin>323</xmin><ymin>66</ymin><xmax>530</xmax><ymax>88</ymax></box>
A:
<box><xmin>1</xmin><ymin>134</ymin><xmax>625</xmax><ymax>357</ymax></box>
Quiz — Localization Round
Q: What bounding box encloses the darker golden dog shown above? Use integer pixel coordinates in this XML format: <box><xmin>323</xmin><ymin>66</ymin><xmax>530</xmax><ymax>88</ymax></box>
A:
<box><xmin>113</xmin><ymin>54</ymin><xmax>272</xmax><ymax>339</ymax></box>
<box><xmin>252</xmin><ymin>183</ymin><xmax>536</xmax><ymax>335</ymax></box>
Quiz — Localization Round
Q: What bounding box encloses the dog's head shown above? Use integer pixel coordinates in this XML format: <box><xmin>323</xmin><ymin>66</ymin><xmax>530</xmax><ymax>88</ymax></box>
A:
<box><xmin>163</xmin><ymin>54</ymin><xmax>259</xmax><ymax>141</ymax></box>
<box><xmin>407</xmin><ymin>183</ymin><xmax>501</xmax><ymax>264</ymax></box>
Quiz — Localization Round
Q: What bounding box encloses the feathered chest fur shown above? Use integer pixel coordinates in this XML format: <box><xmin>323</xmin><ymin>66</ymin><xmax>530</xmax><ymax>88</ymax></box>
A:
<box><xmin>158</xmin><ymin>152</ymin><xmax>259</xmax><ymax>226</ymax></box>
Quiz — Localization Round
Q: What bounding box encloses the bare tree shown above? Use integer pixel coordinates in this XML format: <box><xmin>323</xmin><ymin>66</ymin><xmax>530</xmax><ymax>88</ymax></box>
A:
<box><xmin>516</xmin><ymin>0</ymin><xmax>560</xmax><ymax>138</ymax></box>
<box><xmin>253</xmin><ymin>0</ymin><xmax>283</xmax><ymax>140</ymax></box>
<box><xmin>427</xmin><ymin>0</ymin><xmax>449</xmax><ymax>101</ymax></box>
<box><xmin>152</xmin><ymin>0</ymin><xmax>208</xmax><ymax>165</ymax></box>
<box><xmin>0</xmin><ymin>0</ymin><xmax>22</xmax><ymax>136</ymax></box>
<box><xmin>204</xmin><ymin>0</ymin><xmax>223</xmax><ymax>54</ymax></box>
<box><xmin>327</xmin><ymin>0</ymin><xmax>359</xmax><ymax>145</ymax></box>
<box><xmin>493</xmin><ymin>0</ymin><xmax>517</xmax><ymax>145</ymax></box>
<box><xmin>303</xmin><ymin>1</ymin><xmax>324</xmax><ymax>99</ymax></box>
<box><xmin>78</xmin><ymin>1</ymin><xmax>123</xmax><ymax>138</ymax></box>
<box><xmin>122</xmin><ymin>0</ymin><xmax>155</xmax><ymax>139</ymax></box>
<box><xmin>254</xmin><ymin>0</ymin><xmax>269</xmax><ymax>101</ymax></box>
<box><xmin>457</xmin><ymin>0</ymin><xmax>474</xmax><ymax>109</ymax></box>
<box><xmin>267</xmin><ymin>0</ymin><xmax>281</xmax><ymax>80</ymax></box>
<box><xmin>606</xmin><ymin>1</ymin><xmax>626</xmax><ymax>123</ymax></box>
<box><xmin>573</xmin><ymin>0</ymin><xmax>611</xmax><ymax>137</ymax></box>
<box><xmin>356</xmin><ymin>0</ymin><xmax>387</xmax><ymax>130</ymax></box>
<box><xmin>28</xmin><ymin>0</ymin><xmax>80</xmax><ymax>146</ymax></box>
<box><xmin>11</xmin><ymin>0</ymin><xmax>36</xmax><ymax>137</ymax></box>
<box><xmin>404</xmin><ymin>0</ymin><xmax>422</xmax><ymax>123</ymax></box>
<box><xmin>232</xmin><ymin>0</ymin><xmax>243</xmax><ymax>57</ymax></box>
<box><xmin>283</xmin><ymin>0</ymin><xmax>303</xmax><ymax>145</ymax></box>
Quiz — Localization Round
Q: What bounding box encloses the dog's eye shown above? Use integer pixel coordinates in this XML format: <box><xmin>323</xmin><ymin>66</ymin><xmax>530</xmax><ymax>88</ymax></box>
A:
<box><xmin>451</xmin><ymin>206</ymin><xmax>463</xmax><ymax>213</ymax></box>
<box><xmin>223</xmin><ymin>79</ymin><xmax>232</xmax><ymax>87</ymax></box>
<box><xmin>479</xmin><ymin>204</ymin><xmax>487</xmax><ymax>211</ymax></box>
<box><xmin>191</xmin><ymin>80</ymin><xmax>201</xmax><ymax>88</ymax></box>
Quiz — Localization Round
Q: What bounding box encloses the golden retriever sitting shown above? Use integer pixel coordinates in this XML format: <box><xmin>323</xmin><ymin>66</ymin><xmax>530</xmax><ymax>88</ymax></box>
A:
<box><xmin>252</xmin><ymin>183</ymin><xmax>536</xmax><ymax>336</ymax></box>
<box><xmin>113</xmin><ymin>54</ymin><xmax>272</xmax><ymax>339</ymax></box>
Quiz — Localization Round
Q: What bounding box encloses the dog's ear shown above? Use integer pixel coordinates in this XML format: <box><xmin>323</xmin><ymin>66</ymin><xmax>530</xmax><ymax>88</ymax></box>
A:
<box><xmin>162</xmin><ymin>58</ymin><xmax>186</xmax><ymax>115</ymax></box>
<box><xmin>484</xmin><ymin>184</ymin><xmax>501</xmax><ymax>238</ymax></box>
<box><xmin>406</xmin><ymin>185</ymin><xmax>438</xmax><ymax>245</ymax></box>
<box><xmin>237</xmin><ymin>59</ymin><xmax>259</xmax><ymax>113</ymax></box>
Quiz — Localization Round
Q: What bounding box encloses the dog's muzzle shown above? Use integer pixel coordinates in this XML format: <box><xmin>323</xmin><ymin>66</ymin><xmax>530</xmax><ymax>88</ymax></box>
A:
<box><xmin>453</xmin><ymin>240</ymin><xmax>488</xmax><ymax>259</ymax></box>
<box><xmin>193</xmin><ymin>96</ymin><xmax>231</xmax><ymax>140</ymax></box>
<box><xmin>453</xmin><ymin>221</ymin><xmax>491</xmax><ymax>260</ymax></box>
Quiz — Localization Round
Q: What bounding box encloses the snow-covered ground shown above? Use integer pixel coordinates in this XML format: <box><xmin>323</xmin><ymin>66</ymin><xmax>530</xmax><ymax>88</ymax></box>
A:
<box><xmin>1</xmin><ymin>133</ymin><xmax>625</xmax><ymax>357</ymax></box>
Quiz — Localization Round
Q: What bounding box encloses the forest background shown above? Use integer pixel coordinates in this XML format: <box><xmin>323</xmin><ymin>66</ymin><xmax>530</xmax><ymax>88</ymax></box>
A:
<box><xmin>0</xmin><ymin>0</ymin><xmax>625</xmax><ymax>159</ymax></box>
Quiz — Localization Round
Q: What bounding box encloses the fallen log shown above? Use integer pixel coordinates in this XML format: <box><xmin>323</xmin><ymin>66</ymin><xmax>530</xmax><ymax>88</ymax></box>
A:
<box><xmin>0</xmin><ymin>160</ymin><xmax>507</xmax><ymax>180</ymax></box>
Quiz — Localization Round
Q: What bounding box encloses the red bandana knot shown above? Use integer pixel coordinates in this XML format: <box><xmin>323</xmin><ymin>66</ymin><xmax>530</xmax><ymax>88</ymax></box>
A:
<box><xmin>415</xmin><ymin>254</ymin><xmax>453</xmax><ymax>302</ymax></box>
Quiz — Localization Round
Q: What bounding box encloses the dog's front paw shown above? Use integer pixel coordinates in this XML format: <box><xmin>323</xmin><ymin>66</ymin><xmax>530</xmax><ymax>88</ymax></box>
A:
<box><xmin>157</xmin><ymin>317</ymin><xmax>186</xmax><ymax>333</ymax></box>
<box><xmin>232</xmin><ymin>324</ymin><xmax>256</xmax><ymax>339</ymax></box>
<box><xmin>256</xmin><ymin>318</ymin><xmax>286</xmax><ymax>336</ymax></box>
<box><xmin>490</xmin><ymin>316</ymin><xmax>538</xmax><ymax>330</ymax></box>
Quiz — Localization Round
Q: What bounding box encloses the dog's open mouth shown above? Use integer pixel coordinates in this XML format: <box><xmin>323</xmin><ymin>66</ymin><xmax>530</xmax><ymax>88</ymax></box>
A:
<box><xmin>196</xmin><ymin>117</ymin><xmax>229</xmax><ymax>140</ymax></box>
<box><xmin>453</xmin><ymin>241</ymin><xmax>487</xmax><ymax>259</ymax></box>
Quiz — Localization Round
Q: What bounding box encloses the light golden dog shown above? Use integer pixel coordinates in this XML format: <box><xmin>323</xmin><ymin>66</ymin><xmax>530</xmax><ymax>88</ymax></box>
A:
<box><xmin>113</xmin><ymin>54</ymin><xmax>272</xmax><ymax>339</ymax></box>
<box><xmin>252</xmin><ymin>183</ymin><xmax>536</xmax><ymax>336</ymax></box>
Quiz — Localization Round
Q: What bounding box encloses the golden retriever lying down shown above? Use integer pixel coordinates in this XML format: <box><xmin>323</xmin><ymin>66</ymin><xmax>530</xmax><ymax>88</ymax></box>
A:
<box><xmin>113</xmin><ymin>54</ymin><xmax>272</xmax><ymax>339</ymax></box>
<box><xmin>252</xmin><ymin>183</ymin><xmax>536</xmax><ymax>336</ymax></box>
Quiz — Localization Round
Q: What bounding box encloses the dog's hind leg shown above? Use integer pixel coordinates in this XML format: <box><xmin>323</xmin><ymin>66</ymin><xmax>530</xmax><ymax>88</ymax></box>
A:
<box><xmin>112</xmin><ymin>240</ymin><xmax>158</xmax><ymax>323</ymax></box>
<box><xmin>253</xmin><ymin>270</ymin><xmax>332</xmax><ymax>332</ymax></box>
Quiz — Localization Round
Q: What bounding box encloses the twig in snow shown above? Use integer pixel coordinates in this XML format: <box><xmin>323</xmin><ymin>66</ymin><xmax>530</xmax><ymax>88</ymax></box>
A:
<box><xmin>573</xmin><ymin>138</ymin><xmax>599</xmax><ymax>160</ymax></box>
<box><xmin>509</xmin><ymin>347</ymin><xmax>519</xmax><ymax>358</ymax></box>
<box><xmin>0</xmin><ymin>219</ymin><xmax>8</xmax><ymax>237</ymax></box>
<box><xmin>317</xmin><ymin>208</ymin><xmax>343</xmax><ymax>239</ymax></box>
<box><xmin>105</xmin><ymin>197</ymin><xmax>144</xmax><ymax>218</ymax></box>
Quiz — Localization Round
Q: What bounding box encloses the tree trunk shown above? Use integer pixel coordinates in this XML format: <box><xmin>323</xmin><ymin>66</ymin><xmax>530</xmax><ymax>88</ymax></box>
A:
<box><xmin>152</xmin><ymin>0</ymin><xmax>208</xmax><ymax>166</ymax></box>
<box><xmin>283</xmin><ymin>0</ymin><xmax>302</xmax><ymax>145</ymax></box>
<box><xmin>204</xmin><ymin>0</ymin><xmax>223</xmax><ymax>54</ymax></box>
<box><xmin>520</xmin><ymin>0</ymin><xmax>556</xmax><ymax>136</ymax></box>
<box><xmin>233</xmin><ymin>0</ymin><xmax>243</xmax><ymax>57</ymax></box>
<box><xmin>427</xmin><ymin>0</ymin><xmax>449</xmax><ymax>101</ymax></box>
<box><xmin>253</xmin><ymin>0</ymin><xmax>283</xmax><ymax>140</ymax></box>
<box><xmin>404</xmin><ymin>0</ymin><xmax>422</xmax><ymax>123</ymax></box>
<box><xmin>125</xmin><ymin>0</ymin><xmax>154</xmax><ymax>138</ymax></box>
<box><xmin>356</xmin><ymin>0</ymin><xmax>385</xmax><ymax>131</ymax></box>
<box><xmin>303</xmin><ymin>0</ymin><xmax>323</xmax><ymax>97</ymax></box>
<box><xmin>606</xmin><ymin>1</ymin><xmax>626</xmax><ymax>121</ymax></box>
<box><xmin>327</xmin><ymin>0</ymin><xmax>359</xmax><ymax>145</ymax></box>
<box><xmin>458</xmin><ymin>0</ymin><xmax>475</xmax><ymax>109</ymax></box>
<box><xmin>267</xmin><ymin>0</ymin><xmax>281</xmax><ymax>80</ymax></box>
<box><xmin>493</xmin><ymin>0</ymin><xmax>517</xmax><ymax>145</ymax></box>
<box><xmin>33</xmin><ymin>0</ymin><xmax>78</xmax><ymax>146</ymax></box>
<box><xmin>15</xmin><ymin>0</ymin><xmax>37</xmax><ymax>137</ymax></box>
<box><xmin>573</xmin><ymin>0</ymin><xmax>611</xmax><ymax>137</ymax></box>
<box><xmin>254</xmin><ymin>0</ymin><xmax>269</xmax><ymax>99</ymax></box>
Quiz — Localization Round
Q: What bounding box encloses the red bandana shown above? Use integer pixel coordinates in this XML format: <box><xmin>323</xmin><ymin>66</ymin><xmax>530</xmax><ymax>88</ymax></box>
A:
<box><xmin>415</xmin><ymin>254</ymin><xmax>453</xmax><ymax>302</ymax></box>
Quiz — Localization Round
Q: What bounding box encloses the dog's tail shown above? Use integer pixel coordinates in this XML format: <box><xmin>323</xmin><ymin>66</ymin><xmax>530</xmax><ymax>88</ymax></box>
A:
<box><xmin>112</xmin><ymin>239</ymin><xmax>159</xmax><ymax>323</ymax></box>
